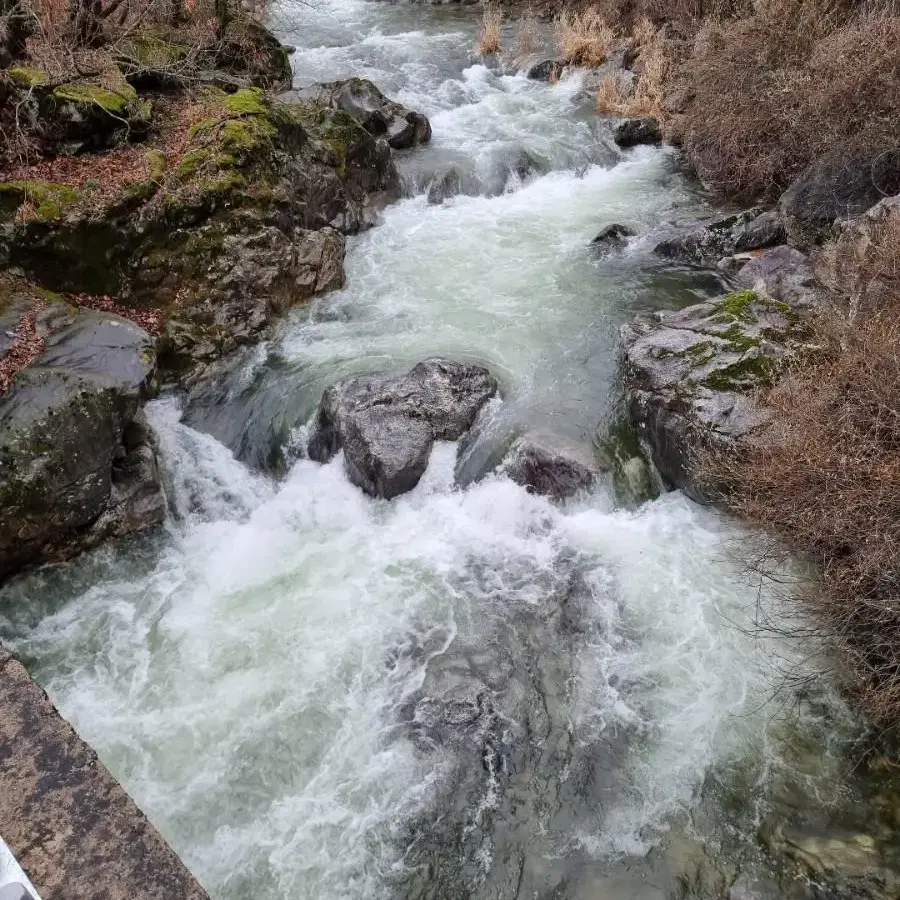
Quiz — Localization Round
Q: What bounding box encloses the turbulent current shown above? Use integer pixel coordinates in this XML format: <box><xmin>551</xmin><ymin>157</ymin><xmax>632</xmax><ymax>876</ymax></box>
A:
<box><xmin>0</xmin><ymin>3</ymin><xmax>887</xmax><ymax>899</ymax></box>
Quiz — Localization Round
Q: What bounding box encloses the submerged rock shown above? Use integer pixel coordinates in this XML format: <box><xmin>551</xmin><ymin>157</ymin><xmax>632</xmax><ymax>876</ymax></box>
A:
<box><xmin>525</xmin><ymin>57</ymin><xmax>564</xmax><ymax>81</ymax></box>
<box><xmin>180</xmin><ymin>346</ymin><xmax>306</xmax><ymax>473</ymax></box>
<box><xmin>427</xmin><ymin>169</ymin><xmax>461</xmax><ymax>205</ymax></box>
<box><xmin>0</xmin><ymin>295</ymin><xmax>164</xmax><ymax>581</ymax></box>
<box><xmin>613</xmin><ymin>116</ymin><xmax>661</xmax><ymax>148</ymax></box>
<box><xmin>300</xmin><ymin>77</ymin><xmax>432</xmax><ymax>150</ymax></box>
<box><xmin>620</xmin><ymin>288</ymin><xmax>811</xmax><ymax>498</ymax></box>
<box><xmin>307</xmin><ymin>358</ymin><xmax>498</xmax><ymax>499</ymax></box>
<box><xmin>502</xmin><ymin>437</ymin><xmax>598</xmax><ymax>500</ymax></box>
<box><xmin>591</xmin><ymin>222</ymin><xmax>635</xmax><ymax>255</ymax></box>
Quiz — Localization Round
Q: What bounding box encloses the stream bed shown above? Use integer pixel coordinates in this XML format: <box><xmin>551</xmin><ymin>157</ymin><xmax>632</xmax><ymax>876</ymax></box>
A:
<box><xmin>2</xmin><ymin>2</ymin><xmax>900</xmax><ymax>899</ymax></box>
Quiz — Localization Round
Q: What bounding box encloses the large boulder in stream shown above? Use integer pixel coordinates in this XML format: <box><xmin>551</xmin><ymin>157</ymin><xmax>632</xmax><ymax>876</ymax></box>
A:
<box><xmin>779</xmin><ymin>151</ymin><xmax>900</xmax><ymax>249</ymax></box>
<box><xmin>0</xmin><ymin>288</ymin><xmax>165</xmax><ymax>581</ymax></box>
<box><xmin>654</xmin><ymin>209</ymin><xmax>786</xmax><ymax>267</ymax></box>
<box><xmin>613</xmin><ymin>116</ymin><xmax>661</xmax><ymax>148</ymax></box>
<box><xmin>307</xmin><ymin>358</ymin><xmax>498</xmax><ymax>499</ymax></box>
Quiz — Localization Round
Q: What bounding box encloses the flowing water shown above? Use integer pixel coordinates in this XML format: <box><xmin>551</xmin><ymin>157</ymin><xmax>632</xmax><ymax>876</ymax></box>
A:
<box><xmin>0</xmin><ymin>3</ymin><xmax>894</xmax><ymax>899</ymax></box>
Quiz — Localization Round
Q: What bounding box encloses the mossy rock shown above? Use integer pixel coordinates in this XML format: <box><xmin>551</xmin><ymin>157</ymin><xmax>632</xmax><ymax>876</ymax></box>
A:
<box><xmin>223</xmin><ymin>87</ymin><xmax>269</xmax><ymax>117</ymax></box>
<box><xmin>119</xmin><ymin>32</ymin><xmax>189</xmax><ymax>69</ymax></box>
<box><xmin>0</xmin><ymin>181</ymin><xmax>80</xmax><ymax>221</ymax></box>
<box><xmin>8</xmin><ymin>66</ymin><xmax>49</xmax><ymax>88</ymax></box>
<box><xmin>41</xmin><ymin>77</ymin><xmax>152</xmax><ymax>153</ymax></box>
<box><xmin>702</xmin><ymin>353</ymin><xmax>777</xmax><ymax>392</ymax></box>
<box><xmin>710</xmin><ymin>289</ymin><xmax>759</xmax><ymax>324</ymax></box>
<box><xmin>52</xmin><ymin>81</ymin><xmax>138</xmax><ymax>115</ymax></box>
<box><xmin>216</xmin><ymin>17</ymin><xmax>293</xmax><ymax>89</ymax></box>
<box><xmin>168</xmin><ymin>88</ymin><xmax>282</xmax><ymax>211</ymax></box>
<box><xmin>145</xmin><ymin>149</ymin><xmax>167</xmax><ymax>182</ymax></box>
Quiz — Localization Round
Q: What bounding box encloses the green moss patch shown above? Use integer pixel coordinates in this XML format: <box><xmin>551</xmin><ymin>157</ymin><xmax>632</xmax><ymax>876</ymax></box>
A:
<box><xmin>223</xmin><ymin>87</ymin><xmax>269</xmax><ymax>117</ymax></box>
<box><xmin>8</xmin><ymin>66</ymin><xmax>49</xmax><ymax>88</ymax></box>
<box><xmin>53</xmin><ymin>81</ymin><xmax>138</xmax><ymax>115</ymax></box>
<box><xmin>145</xmin><ymin>149</ymin><xmax>167</xmax><ymax>181</ymax></box>
<box><xmin>0</xmin><ymin>181</ymin><xmax>79</xmax><ymax>221</ymax></box>
<box><xmin>710</xmin><ymin>289</ymin><xmax>759</xmax><ymax>324</ymax></box>
<box><xmin>122</xmin><ymin>32</ymin><xmax>189</xmax><ymax>67</ymax></box>
<box><xmin>702</xmin><ymin>354</ymin><xmax>776</xmax><ymax>391</ymax></box>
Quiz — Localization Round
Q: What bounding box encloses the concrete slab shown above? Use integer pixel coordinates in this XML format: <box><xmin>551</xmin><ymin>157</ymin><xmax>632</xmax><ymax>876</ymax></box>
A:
<box><xmin>0</xmin><ymin>652</ymin><xmax>210</xmax><ymax>900</ymax></box>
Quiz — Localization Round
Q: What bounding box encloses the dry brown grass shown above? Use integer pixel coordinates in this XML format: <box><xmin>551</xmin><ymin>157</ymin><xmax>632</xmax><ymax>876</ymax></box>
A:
<box><xmin>514</xmin><ymin>7</ymin><xmax>540</xmax><ymax>55</ymax></box>
<box><xmin>596</xmin><ymin>15</ymin><xmax>669</xmax><ymax>117</ymax></box>
<box><xmin>554</xmin><ymin>8</ymin><xmax>616</xmax><ymax>67</ymax></box>
<box><xmin>702</xmin><ymin>222</ymin><xmax>900</xmax><ymax>725</ymax></box>
<box><xmin>476</xmin><ymin>3</ymin><xmax>502</xmax><ymax>55</ymax></box>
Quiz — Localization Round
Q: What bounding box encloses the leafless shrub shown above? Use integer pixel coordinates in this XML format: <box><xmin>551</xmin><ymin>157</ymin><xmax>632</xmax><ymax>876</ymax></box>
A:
<box><xmin>674</xmin><ymin>0</ymin><xmax>900</xmax><ymax>199</ymax></box>
<box><xmin>596</xmin><ymin>15</ymin><xmax>669</xmax><ymax>117</ymax></box>
<box><xmin>476</xmin><ymin>3</ymin><xmax>501</xmax><ymax>55</ymax></box>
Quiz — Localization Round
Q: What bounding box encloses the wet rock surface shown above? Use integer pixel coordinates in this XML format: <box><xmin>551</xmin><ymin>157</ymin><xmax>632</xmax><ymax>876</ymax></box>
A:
<box><xmin>180</xmin><ymin>346</ymin><xmax>306</xmax><ymax>473</ymax></box>
<box><xmin>307</xmin><ymin>358</ymin><xmax>498</xmax><ymax>499</ymax></box>
<box><xmin>391</xmin><ymin>559</ymin><xmax>633</xmax><ymax>900</ymax></box>
<box><xmin>427</xmin><ymin>168</ymin><xmax>462</xmax><ymax>205</ymax></box>
<box><xmin>0</xmin><ymin>651</ymin><xmax>210</xmax><ymax>900</ymax></box>
<box><xmin>655</xmin><ymin>209</ymin><xmax>785</xmax><ymax>267</ymax></box>
<box><xmin>296</xmin><ymin>77</ymin><xmax>432</xmax><ymax>150</ymax></box>
<box><xmin>613</xmin><ymin>116</ymin><xmax>661</xmax><ymax>148</ymax></box>
<box><xmin>0</xmin><ymin>296</ymin><xmax>164</xmax><ymax>581</ymax></box>
<box><xmin>620</xmin><ymin>287</ymin><xmax>811</xmax><ymax>497</ymax></box>
<box><xmin>591</xmin><ymin>222</ymin><xmax>634</xmax><ymax>255</ymax></box>
<box><xmin>503</xmin><ymin>436</ymin><xmax>598</xmax><ymax>500</ymax></box>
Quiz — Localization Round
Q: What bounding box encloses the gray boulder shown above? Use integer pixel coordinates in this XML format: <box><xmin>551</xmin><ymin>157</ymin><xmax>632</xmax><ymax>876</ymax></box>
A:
<box><xmin>503</xmin><ymin>438</ymin><xmax>597</xmax><ymax>500</ymax></box>
<box><xmin>620</xmin><ymin>288</ymin><xmax>810</xmax><ymax>499</ymax></box>
<box><xmin>613</xmin><ymin>116</ymin><xmax>661</xmax><ymax>148</ymax></box>
<box><xmin>779</xmin><ymin>151</ymin><xmax>900</xmax><ymax>249</ymax></box>
<box><xmin>735</xmin><ymin>245</ymin><xmax>825</xmax><ymax>310</ymax></box>
<box><xmin>655</xmin><ymin>209</ymin><xmax>785</xmax><ymax>267</ymax></box>
<box><xmin>307</xmin><ymin>358</ymin><xmax>498</xmax><ymax>499</ymax></box>
<box><xmin>305</xmin><ymin>77</ymin><xmax>432</xmax><ymax>150</ymax></box>
<box><xmin>0</xmin><ymin>299</ymin><xmax>164</xmax><ymax>581</ymax></box>
<box><xmin>814</xmin><ymin>194</ymin><xmax>900</xmax><ymax>312</ymax></box>
<box><xmin>153</xmin><ymin>226</ymin><xmax>345</xmax><ymax>373</ymax></box>
<box><xmin>591</xmin><ymin>222</ymin><xmax>635</xmax><ymax>255</ymax></box>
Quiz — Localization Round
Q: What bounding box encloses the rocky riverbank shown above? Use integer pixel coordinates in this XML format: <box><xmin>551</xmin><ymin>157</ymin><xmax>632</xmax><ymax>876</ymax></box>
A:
<box><xmin>614</xmin><ymin>147</ymin><xmax>900</xmax><ymax>502</ymax></box>
<box><xmin>0</xmin><ymin>27</ymin><xmax>432</xmax><ymax>581</ymax></box>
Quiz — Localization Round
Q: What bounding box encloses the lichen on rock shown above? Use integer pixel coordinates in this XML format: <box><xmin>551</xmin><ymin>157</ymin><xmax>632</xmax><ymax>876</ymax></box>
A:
<box><xmin>620</xmin><ymin>280</ymin><xmax>816</xmax><ymax>498</ymax></box>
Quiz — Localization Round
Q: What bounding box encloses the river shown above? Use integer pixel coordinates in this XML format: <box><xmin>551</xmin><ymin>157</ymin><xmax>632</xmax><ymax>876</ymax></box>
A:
<box><xmin>0</xmin><ymin>2</ymin><xmax>892</xmax><ymax>898</ymax></box>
